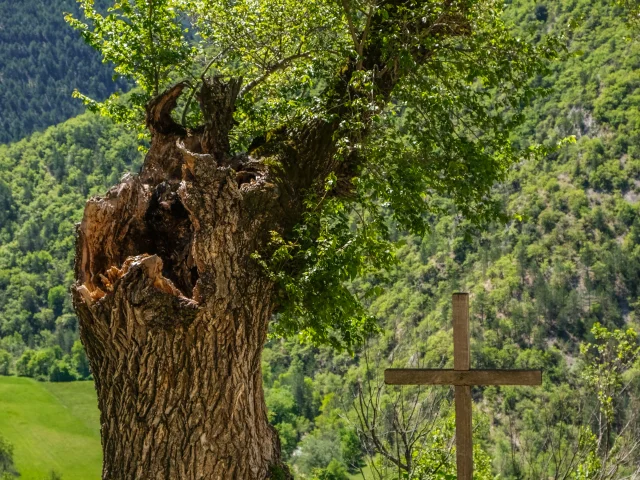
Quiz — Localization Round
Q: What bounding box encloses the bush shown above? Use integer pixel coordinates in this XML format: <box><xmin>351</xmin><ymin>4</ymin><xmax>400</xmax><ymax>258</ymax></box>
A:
<box><xmin>590</xmin><ymin>160</ymin><xmax>627</xmax><ymax>192</ymax></box>
<box><xmin>0</xmin><ymin>435</ymin><xmax>17</xmax><ymax>477</ymax></box>
<box><xmin>538</xmin><ymin>209</ymin><xmax>562</xmax><ymax>233</ymax></box>
<box><xmin>49</xmin><ymin>359</ymin><xmax>77</xmax><ymax>382</ymax></box>
<box><xmin>311</xmin><ymin>460</ymin><xmax>349</xmax><ymax>480</ymax></box>
<box><xmin>15</xmin><ymin>347</ymin><xmax>65</xmax><ymax>380</ymax></box>
<box><xmin>47</xmin><ymin>286</ymin><xmax>67</xmax><ymax>317</ymax></box>
<box><xmin>27</xmin><ymin>347</ymin><xmax>62</xmax><ymax>380</ymax></box>
<box><xmin>0</xmin><ymin>350</ymin><xmax>11</xmax><ymax>376</ymax></box>
<box><xmin>15</xmin><ymin>349</ymin><xmax>35</xmax><ymax>377</ymax></box>
<box><xmin>339</xmin><ymin>429</ymin><xmax>363</xmax><ymax>472</ymax></box>
<box><xmin>291</xmin><ymin>431</ymin><xmax>343</xmax><ymax>475</ymax></box>
<box><xmin>274</xmin><ymin>422</ymin><xmax>297</xmax><ymax>458</ymax></box>
<box><xmin>265</xmin><ymin>386</ymin><xmax>296</xmax><ymax>424</ymax></box>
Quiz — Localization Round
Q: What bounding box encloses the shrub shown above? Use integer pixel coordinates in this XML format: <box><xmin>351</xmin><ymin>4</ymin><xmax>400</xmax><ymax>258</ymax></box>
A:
<box><xmin>27</xmin><ymin>347</ymin><xmax>62</xmax><ymax>380</ymax></box>
<box><xmin>0</xmin><ymin>350</ymin><xmax>11</xmax><ymax>376</ymax></box>
<box><xmin>15</xmin><ymin>349</ymin><xmax>35</xmax><ymax>377</ymax></box>
<box><xmin>0</xmin><ymin>435</ymin><xmax>17</xmax><ymax>477</ymax></box>
<box><xmin>49</xmin><ymin>359</ymin><xmax>77</xmax><ymax>382</ymax></box>
<box><xmin>311</xmin><ymin>460</ymin><xmax>349</xmax><ymax>480</ymax></box>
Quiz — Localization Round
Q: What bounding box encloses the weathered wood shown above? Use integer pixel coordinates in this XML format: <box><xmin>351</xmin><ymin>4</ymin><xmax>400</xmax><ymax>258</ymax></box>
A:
<box><xmin>384</xmin><ymin>369</ymin><xmax>543</xmax><ymax>386</ymax></box>
<box><xmin>453</xmin><ymin>293</ymin><xmax>472</xmax><ymax>479</ymax></box>
<box><xmin>455</xmin><ymin>385</ymin><xmax>473</xmax><ymax>480</ymax></box>
<box><xmin>453</xmin><ymin>293</ymin><xmax>470</xmax><ymax>371</ymax></box>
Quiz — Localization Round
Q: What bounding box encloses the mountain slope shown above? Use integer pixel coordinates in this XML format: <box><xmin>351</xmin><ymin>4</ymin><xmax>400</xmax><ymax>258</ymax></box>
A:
<box><xmin>0</xmin><ymin>0</ymin><xmax>125</xmax><ymax>144</ymax></box>
<box><xmin>0</xmin><ymin>113</ymin><xmax>142</xmax><ymax>353</ymax></box>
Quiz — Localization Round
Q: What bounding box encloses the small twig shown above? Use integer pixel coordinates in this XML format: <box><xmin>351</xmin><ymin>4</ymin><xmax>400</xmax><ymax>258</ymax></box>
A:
<box><xmin>340</xmin><ymin>0</ymin><xmax>361</xmax><ymax>57</ymax></box>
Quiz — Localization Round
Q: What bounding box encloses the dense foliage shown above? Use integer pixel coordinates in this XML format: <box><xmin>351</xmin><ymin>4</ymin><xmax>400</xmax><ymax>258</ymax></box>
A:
<box><xmin>0</xmin><ymin>0</ymin><xmax>126</xmax><ymax>144</ymax></box>
<box><xmin>1</xmin><ymin>0</ymin><xmax>640</xmax><ymax>478</ymax></box>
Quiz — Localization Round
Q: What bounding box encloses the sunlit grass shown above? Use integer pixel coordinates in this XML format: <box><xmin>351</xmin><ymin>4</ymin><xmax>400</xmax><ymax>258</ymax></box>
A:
<box><xmin>0</xmin><ymin>377</ymin><xmax>101</xmax><ymax>480</ymax></box>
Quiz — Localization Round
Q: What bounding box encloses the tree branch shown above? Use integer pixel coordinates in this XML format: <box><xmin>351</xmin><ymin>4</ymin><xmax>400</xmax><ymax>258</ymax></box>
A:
<box><xmin>340</xmin><ymin>0</ymin><xmax>361</xmax><ymax>56</ymax></box>
<box><xmin>239</xmin><ymin>51</ymin><xmax>311</xmax><ymax>97</ymax></box>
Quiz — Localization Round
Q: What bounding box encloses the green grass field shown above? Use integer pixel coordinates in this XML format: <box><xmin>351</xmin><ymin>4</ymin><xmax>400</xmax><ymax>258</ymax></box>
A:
<box><xmin>0</xmin><ymin>377</ymin><xmax>102</xmax><ymax>480</ymax></box>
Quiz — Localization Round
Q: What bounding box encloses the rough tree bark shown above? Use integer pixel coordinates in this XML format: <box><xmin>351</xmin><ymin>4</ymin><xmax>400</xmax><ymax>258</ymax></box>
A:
<box><xmin>71</xmin><ymin>3</ymin><xmax>470</xmax><ymax>478</ymax></box>
<box><xmin>73</xmin><ymin>79</ymin><xmax>292</xmax><ymax>479</ymax></box>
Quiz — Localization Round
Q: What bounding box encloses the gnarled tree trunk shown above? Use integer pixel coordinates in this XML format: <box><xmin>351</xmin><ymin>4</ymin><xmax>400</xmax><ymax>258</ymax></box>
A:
<box><xmin>73</xmin><ymin>80</ymin><xmax>291</xmax><ymax>479</ymax></box>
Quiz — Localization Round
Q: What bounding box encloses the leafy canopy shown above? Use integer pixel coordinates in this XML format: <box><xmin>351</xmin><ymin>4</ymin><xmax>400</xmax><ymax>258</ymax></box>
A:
<box><xmin>68</xmin><ymin>0</ymin><xmax>561</xmax><ymax>349</ymax></box>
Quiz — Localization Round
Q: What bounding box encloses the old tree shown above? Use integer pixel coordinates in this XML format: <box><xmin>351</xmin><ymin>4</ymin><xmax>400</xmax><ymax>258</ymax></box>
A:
<box><xmin>66</xmin><ymin>0</ymin><xmax>557</xmax><ymax>477</ymax></box>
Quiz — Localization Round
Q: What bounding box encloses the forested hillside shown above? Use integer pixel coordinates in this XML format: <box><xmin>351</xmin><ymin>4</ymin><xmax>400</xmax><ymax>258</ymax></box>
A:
<box><xmin>0</xmin><ymin>0</ymin><xmax>640</xmax><ymax>478</ymax></box>
<box><xmin>0</xmin><ymin>113</ymin><xmax>142</xmax><ymax>382</ymax></box>
<box><xmin>0</xmin><ymin>0</ymin><xmax>125</xmax><ymax>144</ymax></box>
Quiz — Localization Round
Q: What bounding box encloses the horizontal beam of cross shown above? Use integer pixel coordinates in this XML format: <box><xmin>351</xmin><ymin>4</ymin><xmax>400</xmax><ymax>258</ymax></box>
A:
<box><xmin>384</xmin><ymin>369</ymin><xmax>542</xmax><ymax>386</ymax></box>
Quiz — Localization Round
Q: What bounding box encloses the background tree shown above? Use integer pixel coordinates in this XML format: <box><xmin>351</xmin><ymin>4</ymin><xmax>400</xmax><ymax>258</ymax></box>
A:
<box><xmin>579</xmin><ymin>324</ymin><xmax>640</xmax><ymax>479</ymax></box>
<box><xmin>350</xmin><ymin>346</ymin><xmax>452</xmax><ymax>478</ymax></box>
<box><xmin>0</xmin><ymin>436</ymin><xmax>17</xmax><ymax>479</ymax></box>
<box><xmin>64</xmin><ymin>0</ymin><xmax>558</xmax><ymax>477</ymax></box>
<box><xmin>0</xmin><ymin>351</ymin><xmax>11</xmax><ymax>376</ymax></box>
<box><xmin>347</xmin><ymin>340</ymin><xmax>496</xmax><ymax>479</ymax></box>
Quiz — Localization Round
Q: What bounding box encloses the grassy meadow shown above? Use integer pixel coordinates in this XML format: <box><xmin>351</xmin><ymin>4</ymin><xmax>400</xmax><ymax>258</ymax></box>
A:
<box><xmin>0</xmin><ymin>377</ymin><xmax>101</xmax><ymax>480</ymax></box>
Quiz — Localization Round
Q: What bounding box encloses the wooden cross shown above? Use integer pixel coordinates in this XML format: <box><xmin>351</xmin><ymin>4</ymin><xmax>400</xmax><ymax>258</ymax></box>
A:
<box><xmin>384</xmin><ymin>293</ymin><xmax>542</xmax><ymax>479</ymax></box>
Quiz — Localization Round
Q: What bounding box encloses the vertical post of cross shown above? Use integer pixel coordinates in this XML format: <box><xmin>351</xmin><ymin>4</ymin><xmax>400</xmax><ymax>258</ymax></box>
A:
<box><xmin>453</xmin><ymin>292</ymin><xmax>472</xmax><ymax>479</ymax></box>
